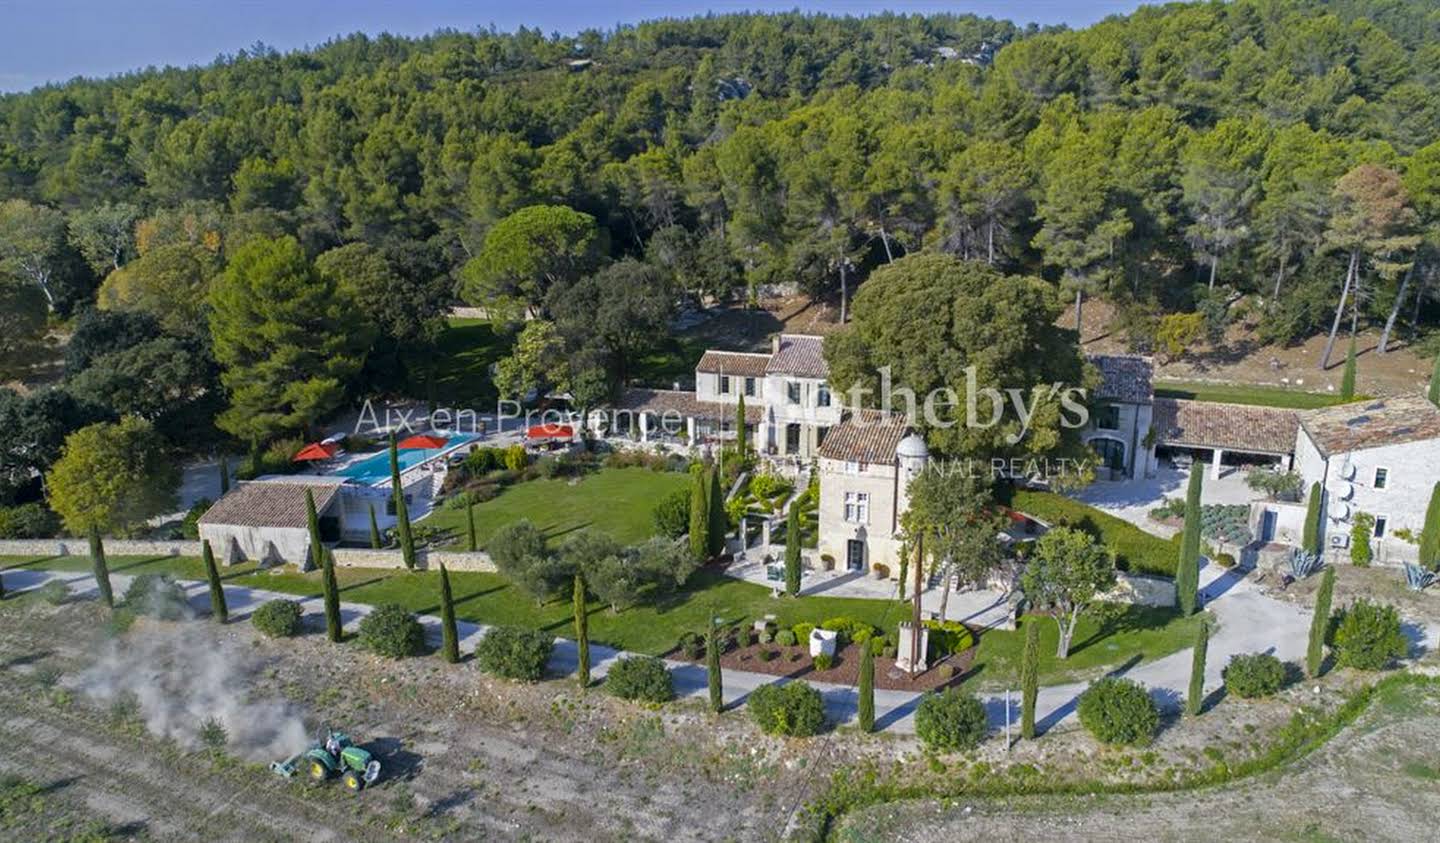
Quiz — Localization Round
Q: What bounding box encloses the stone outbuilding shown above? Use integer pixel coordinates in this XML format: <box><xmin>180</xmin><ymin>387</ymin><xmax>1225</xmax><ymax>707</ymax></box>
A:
<box><xmin>197</xmin><ymin>479</ymin><xmax>343</xmax><ymax>567</ymax></box>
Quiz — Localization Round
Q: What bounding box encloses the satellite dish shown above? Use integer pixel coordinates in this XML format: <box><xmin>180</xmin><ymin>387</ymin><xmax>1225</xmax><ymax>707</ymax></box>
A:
<box><xmin>1329</xmin><ymin>500</ymin><xmax>1351</xmax><ymax>520</ymax></box>
<box><xmin>1333</xmin><ymin>481</ymin><xmax>1354</xmax><ymax>501</ymax></box>
<box><xmin>1339</xmin><ymin>462</ymin><xmax>1357</xmax><ymax>481</ymax></box>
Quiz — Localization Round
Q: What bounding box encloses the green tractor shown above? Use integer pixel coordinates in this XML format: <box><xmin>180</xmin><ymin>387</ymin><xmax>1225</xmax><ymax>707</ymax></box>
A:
<box><xmin>270</xmin><ymin>727</ymin><xmax>381</xmax><ymax>793</ymax></box>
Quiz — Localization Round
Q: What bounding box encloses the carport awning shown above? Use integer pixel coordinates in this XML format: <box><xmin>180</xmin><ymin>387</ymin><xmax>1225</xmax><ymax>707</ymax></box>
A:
<box><xmin>1153</xmin><ymin>398</ymin><xmax>1298</xmax><ymax>456</ymax></box>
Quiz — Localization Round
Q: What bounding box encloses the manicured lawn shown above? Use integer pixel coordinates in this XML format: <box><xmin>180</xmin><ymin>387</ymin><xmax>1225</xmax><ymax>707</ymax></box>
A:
<box><xmin>422</xmin><ymin>467</ymin><xmax>690</xmax><ymax>550</ymax></box>
<box><xmin>1008</xmin><ymin>489</ymin><xmax>1179</xmax><ymax>577</ymax></box>
<box><xmin>1153</xmin><ymin>380</ymin><xmax>1361</xmax><ymax>410</ymax></box>
<box><xmin>970</xmin><ymin>605</ymin><xmax>1208</xmax><ymax>688</ymax></box>
<box><xmin>630</xmin><ymin>334</ymin><xmax>709</xmax><ymax>388</ymax></box>
<box><xmin>2</xmin><ymin>556</ymin><xmax>906</xmax><ymax>656</ymax></box>
<box><xmin>430</xmin><ymin>317</ymin><xmax>510</xmax><ymax>406</ymax></box>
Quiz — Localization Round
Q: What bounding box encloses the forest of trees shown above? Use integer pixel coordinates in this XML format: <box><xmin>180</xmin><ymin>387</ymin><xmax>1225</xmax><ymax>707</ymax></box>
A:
<box><xmin>2</xmin><ymin>0</ymin><xmax>1439</xmax><ymax>510</ymax></box>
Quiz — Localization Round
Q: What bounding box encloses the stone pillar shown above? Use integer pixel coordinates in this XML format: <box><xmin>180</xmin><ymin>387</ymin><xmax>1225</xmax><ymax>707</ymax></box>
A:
<box><xmin>1211</xmin><ymin>448</ymin><xmax>1224</xmax><ymax>480</ymax></box>
<box><xmin>639</xmin><ymin>412</ymin><xmax>649</xmax><ymax>443</ymax></box>
<box><xmin>686</xmin><ymin>416</ymin><xmax>695</xmax><ymax>444</ymax></box>
<box><xmin>761</xmin><ymin>517</ymin><xmax>772</xmax><ymax>550</ymax></box>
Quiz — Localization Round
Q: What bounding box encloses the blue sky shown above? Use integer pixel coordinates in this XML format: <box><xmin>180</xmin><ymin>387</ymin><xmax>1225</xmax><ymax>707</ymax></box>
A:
<box><xmin>0</xmin><ymin>1</ymin><xmax>1146</xmax><ymax>93</ymax></box>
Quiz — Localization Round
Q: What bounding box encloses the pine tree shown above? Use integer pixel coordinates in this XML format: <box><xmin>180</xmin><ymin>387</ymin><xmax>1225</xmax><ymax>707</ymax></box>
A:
<box><xmin>322</xmin><ymin>548</ymin><xmax>342</xmax><ymax>643</ymax></box>
<box><xmin>89</xmin><ymin>525</ymin><xmax>113</xmax><ymax>608</ymax></box>
<box><xmin>368</xmin><ymin>503</ymin><xmax>382</xmax><ymax>549</ymax></box>
<box><xmin>574</xmin><ymin>573</ymin><xmax>590</xmax><ymax>687</ymax></box>
<box><xmin>1307</xmin><ymin>566</ymin><xmax>1334</xmax><ymax>677</ymax></box>
<box><xmin>1177</xmin><ymin>467</ymin><xmax>1203</xmax><ymax>615</ymax></box>
<box><xmin>688</xmin><ymin>468</ymin><xmax>710</xmax><ymax>561</ymax></box>
<box><xmin>202</xmin><ymin>539</ymin><xmax>227</xmax><ymax>623</ymax></box>
<box><xmin>1419</xmin><ymin>482</ymin><xmax>1440</xmax><ymax>569</ymax></box>
<box><xmin>1187</xmin><ymin>619</ymin><xmax>1208</xmax><ymax>716</ymax></box>
<box><xmin>1429</xmin><ymin>355</ymin><xmax>1440</xmax><ymax>407</ymax></box>
<box><xmin>708</xmin><ymin>465</ymin><xmax>727</xmax><ymax>557</ymax></box>
<box><xmin>735</xmin><ymin>395</ymin><xmax>748</xmax><ymax>455</ymax></box>
<box><xmin>218</xmin><ymin>456</ymin><xmax>230</xmax><ymax>495</ymax></box>
<box><xmin>1302</xmin><ymin>481</ymin><xmax>1324</xmax><ymax>555</ymax></box>
<box><xmin>439</xmin><ymin>564</ymin><xmax>459</xmax><ymax>664</ymax></box>
<box><xmin>857</xmin><ymin>638</ymin><xmax>875</xmax><ymax>733</ymax></box>
<box><xmin>706</xmin><ymin>615</ymin><xmax>723</xmax><ymax>712</ymax></box>
<box><xmin>467</xmin><ymin>502</ymin><xmax>478</xmax><ymax>552</ymax></box>
<box><xmin>1020</xmin><ymin>618</ymin><xmax>1040</xmax><ymax>739</ymax></box>
<box><xmin>305</xmin><ymin>489</ymin><xmax>324</xmax><ymax>571</ymax></box>
<box><xmin>784</xmin><ymin>503</ymin><xmax>802</xmax><ymax>596</ymax></box>
<box><xmin>1340</xmin><ymin>337</ymin><xmax>1357</xmax><ymax>400</ymax></box>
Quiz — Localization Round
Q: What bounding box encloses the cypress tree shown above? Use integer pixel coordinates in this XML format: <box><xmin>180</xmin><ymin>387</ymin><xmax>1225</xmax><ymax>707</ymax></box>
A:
<box><xmin>1177</xmin><ymin>467</ymin><xmax>1203</xmax><ymax>615</ymax></box>
<box><xmin>1429</xmin><ymin>354</ymin><xmax>1440</xmax><ymax>407</ymax></box>
<box><xmin>1302</xmin><ymin>481</ymin><xmax>1324</xmax><ymax>555</ymax></box>
<box><xmin>574</xmin><ymin>573</ymin><xmax>590</xmax><ymax>687</ymax></box>
<box><xmin>857</xmin><ymin>637</ymin><xmax>875</xmax><ymax>733</ymax></box>
<box><xmin>202</xmin><ymin>539</ymin><xmax>227</xmax><ymax>623</ymax></box>
<box><xmin>1339</xmin><ymin>338</ymin><xmax>1357</xmax><ymax>400</ymax></box>
<box><xmin>708</xmin><ymin>465</ymin><xmax>727</xmax><ymax>557</ymax></box>
<box><xmin>706</xmin><ymin>615</ymin><xmax>723</xmax><ymax>712</ymax></box>
<box><xmin>89</xmin><ymin>525</ymin><xmax>113</xmax><ymax>609</ymax></box>
<box><xmin>1307</xmin><ymin>566</ymin><xmax>1334</xmax><ymax>677</ymax></box>
<box><xmin>368</xmin><ymin>503</ymin><xmax>382</xmax><ymax>549</ymax></box>
<box><xmin>322</xmin><ymin>548</ymin><xmax>342</xmax><ymax>643</ymax></box>
<box><xmin>390</xmin><ymin>435</ymin><xmax>416</xmax><ymax>570</ymax></box>
<box><xmin>1187</xmin><ymin>619</ymin><xmax>1209</xmax><ymax>716</ymax></box>
<box><xmin>688</xmin><ymin>468</ymin><xmax>710</xmax><ymax>561</ymax></box>
<box><xmin>735</xmin><ymin>395</ymin><xmax>748</xmax><ymax>456</ymax></box>
<box><xmin>466</xmin><ymin>502</ymin><xmax>478</xmax><ymax>552</ymax></box>
<box><xmin>1020</xmin><ymin>618</ymin><xmax>1040</xmax><ymax>739</ymax></box>
<box><xmin>439</xmin><ymin>564</ymin><xmax>459</xmax><ymax>664</ymax></box>
<box><xmin>218</xmin><ymin>456</ymin><xmax>230</xmax><ymax>495</ymax></box>
<box><xmin>1419</xmin><ymin>482</ymin><xmax>1440</xmax><ymax>569</ymax></box>
<box><xmin>305</xmin><ymin>489</ymin><xmax>324</xmax><ymax>571</ymax></box>
<box><xmin>784</xmin><ymin>503</ymin><xmax>802</xmax><ymax>596</ymax></box>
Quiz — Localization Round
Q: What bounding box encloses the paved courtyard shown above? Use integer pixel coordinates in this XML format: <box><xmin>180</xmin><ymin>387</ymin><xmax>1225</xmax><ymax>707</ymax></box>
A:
<box><xmin>1076</xmin><ymin>463</ymin><xmax>1265</xmax><ymax>536</ymax></box>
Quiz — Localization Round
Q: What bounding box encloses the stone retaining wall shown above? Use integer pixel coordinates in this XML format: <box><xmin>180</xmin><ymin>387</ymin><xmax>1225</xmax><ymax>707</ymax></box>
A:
<box><xmin>330</xmin><ymin>547</ymin><xmax>495</xmax><ymax>572</ymax></box>
<box><xmin>0</xmin><ymin>538</ymin><xmax>201</xmax><ymax>558</ymax></box>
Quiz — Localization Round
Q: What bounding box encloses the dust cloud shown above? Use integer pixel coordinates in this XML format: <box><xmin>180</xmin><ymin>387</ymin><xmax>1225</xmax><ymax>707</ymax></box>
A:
<box><xmin>68</xmin><ymin>623</ymin><xmax>310</xmax><ymax>762</ymax></box>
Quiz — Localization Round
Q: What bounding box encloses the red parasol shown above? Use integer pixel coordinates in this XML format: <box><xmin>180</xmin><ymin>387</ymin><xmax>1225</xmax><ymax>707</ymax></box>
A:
<box><xmin>397</xmin><ymin>434</ymin><xmax>449</xmax><ymax>450</ymax></box>
<box><xmin>293</xmin><ymin>442</ymin><xmax>339</xmax><ymax>462</ymax></box>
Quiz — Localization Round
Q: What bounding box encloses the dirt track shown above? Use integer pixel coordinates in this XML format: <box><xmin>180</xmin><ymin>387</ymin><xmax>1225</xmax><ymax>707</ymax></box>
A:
<box><xmin>0</xmin><ymin>596</ymin><xmax>845</xmax><ymax>842</ymax></box>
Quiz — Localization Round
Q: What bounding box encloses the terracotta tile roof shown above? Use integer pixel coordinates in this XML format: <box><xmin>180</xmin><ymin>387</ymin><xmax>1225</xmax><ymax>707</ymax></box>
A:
<box><xmin>696</xmin><ymin>350</ymin><xmax>772</xmax><ymax>378</ymax></box>
<box><xmin>1088</xmin><ymin>354</ymin><xmax>1153</xmax><ymax>404</ymax></box>
<box><xmin>1153</xmin><ymin>398</ymin><xmax>1298</xmax><ymax>455</ymax></box>
<box><xmin>766</xmin><ymin>334</ymin><xmax>829</xmax><ymax>379</ymax></box>
<box><xmin>1299</xmin><ymin>394</ymin><xmax>1440</xmax><ymax>456</ymax></box>
<box><xmin>817</xmin><ymin>409</ymin><xmax>911</xmax><ymax>464</ymax></box>
<box><xmin>197</xmin><ymin>481</ymin><xmax>342</xmax><ymax>529</ymax></box>
<box><xmin>614</xmin><ymin>388</ymin><xmax>763</xmax><ymax>424</ymax></box>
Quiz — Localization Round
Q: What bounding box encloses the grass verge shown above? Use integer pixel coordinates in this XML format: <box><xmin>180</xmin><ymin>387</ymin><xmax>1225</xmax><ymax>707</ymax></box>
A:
<box><xmin>1153</xmin><ymin>380</ymin><xmax>1361</xmax><ymax>410</ymax></box>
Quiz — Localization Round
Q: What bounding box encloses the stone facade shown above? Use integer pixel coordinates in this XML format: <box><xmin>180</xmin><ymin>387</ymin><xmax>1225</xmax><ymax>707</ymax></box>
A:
<box><xmin>0</xmin><ymin>538</ymin><xmax>201</xmax><ymax>558</ymax></box>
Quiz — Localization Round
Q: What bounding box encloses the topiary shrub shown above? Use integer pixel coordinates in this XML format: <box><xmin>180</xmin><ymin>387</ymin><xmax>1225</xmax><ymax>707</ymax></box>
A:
<box><xmin>606</xmin><ymin>656</ymin><xmax>674</xmax><ymax>703</ymax></box>
<box><xmin>747</xmin><ymin>682</ymin><xmax>826</xmax><ymax>737</ymax></box>
<box><xmin>252</xmin><ymin>599</ymin><xmax>303</xmax><ymax>638</ymax></box>
<box><xmin>736</xmin><ymin>625</ymin><xmax>752</xmax><ymax>648</ymax></box>
<box><xmin>812</xmin><ymin>653</ymin><xmax>834</xmax><ymax>671</ymax></box>
<box><xmin>678</xmin><ymin>631</ymin><xmax>704</xmax><ymax>659</ymax></box>
<box><xmin>793</xmin><ymin>622</ymin><xmax>815</xmax><ymax>643</ymax></box>
<box><xmin>1077</xmin><ymin>677</ymin><xmax>1159</xmax><ymax>746</ymax></box>
<box><xmin>757</xmin><ymin>630</ymin><xmax>773</xmax><ymax>645</ymax></box>
<box><xmin>1332</xmin><ymin>599</ymin><xmax>1407</xmax><ymax>670</ymax></box>
<box><xmin>123</xmin><ymin>574</ymin><xmax>189</xmax><ymax>620</ymax></box>
<box><xmin>476</xmin><ymin>625</ymin><xmax>554</xmax><ymax>681</ymax></box>
<box><xmin>1223</xmin><ymin>652</ymin><xmax>1285</xmax><ymax>698</ymax></box>
<box><xmin>358</xmin><ymin>603</ymin><xmax>425</xmax><ymax>659</ymax></box>
<box><xmin>914</xmin><ymin>688</ymin><xmax>988</xmax><ymax>752</ymax></box>
<box><xmin>776</xmin><ymin>629</ymin><xmax>797</xmax><ymax>647</ymax></box>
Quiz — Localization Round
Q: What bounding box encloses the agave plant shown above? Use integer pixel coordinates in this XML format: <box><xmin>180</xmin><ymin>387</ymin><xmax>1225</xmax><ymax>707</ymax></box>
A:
<box><xmin>1403</xmin><ymin>563</ymin><xmax>1436</xmax><ymax>592</ymax></box>
<box><xmin>1288</xmin><ymin>548</ymin><xmax>1324</xmax><ymax>579</ymax></box>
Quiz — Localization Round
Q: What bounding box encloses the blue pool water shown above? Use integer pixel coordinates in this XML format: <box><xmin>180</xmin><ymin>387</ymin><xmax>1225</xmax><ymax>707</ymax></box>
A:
<box><xmin>337</xmin><ymin>435</ymin><xmax>476</xmax><ymax>484</ymax></box>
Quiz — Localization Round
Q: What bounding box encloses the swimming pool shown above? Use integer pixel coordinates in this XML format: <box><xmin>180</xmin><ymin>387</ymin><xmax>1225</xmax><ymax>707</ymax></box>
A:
<box><xmin>337</xmin><ymin>435</ymin><xmax>477</xmax><ymax>485</ymax></box>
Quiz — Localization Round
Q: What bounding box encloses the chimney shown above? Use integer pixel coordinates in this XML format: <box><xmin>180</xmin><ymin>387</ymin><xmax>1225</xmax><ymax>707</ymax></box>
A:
<box><xmin>772</xmin><ymin>334</ymin><xmax>782</xmax><ymax>353</ymax></box>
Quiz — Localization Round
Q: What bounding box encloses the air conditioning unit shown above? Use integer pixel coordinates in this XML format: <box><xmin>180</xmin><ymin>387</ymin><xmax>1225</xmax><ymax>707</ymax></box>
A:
<box><xmin>1330</xmin><ymin>533</ymin><xmax>1350</xmax><ymax>549</ymax></box>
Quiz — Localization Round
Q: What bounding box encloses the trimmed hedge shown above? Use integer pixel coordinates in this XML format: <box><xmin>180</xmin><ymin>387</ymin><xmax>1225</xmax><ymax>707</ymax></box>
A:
<box><xmin>606</xmin><ymin>655</ymin><xmax>674</xmax><ymax>703</ymax></box>
<box><xmin>1011</xmin><ymin>490</ymin><xmax>1177</xmax><ymax>577</ymax></box>
<box><xmin>476</xmin><ymin>625</ymin><xmax>554</xmax><ymax>681</ymax></box>
<box><xmin>1332</xmin><ymin>600</ymin><xmax>1407</xmax><ymax>670</ymax></box>
<box><xmin>1077</xmin><ymin>677</ymin><xmax>1159</xmax><ymax>746</ymax></box>
<box><xmin>1223</xmin><ymin>652</ymin><xmax>1285</xmax><ymax>698</ymax></box>
<box><xmin>252</xmin><ymin>599</ymin><xmax>303</xmax><ymax>638</ymax></box>
<box><xmin>914</xmin><ymin>688</ymin><xmax>989</xmax><ymax>752</ymax></box>
<box><xmin>358</xmin><ymin>603</ymin><xmax>426</xmax><ymax>659</ymax></box>
<box><xmin>748</xmin><ymin>682</ymin><xmax>827</xmax><ymax>737</ymax></box>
